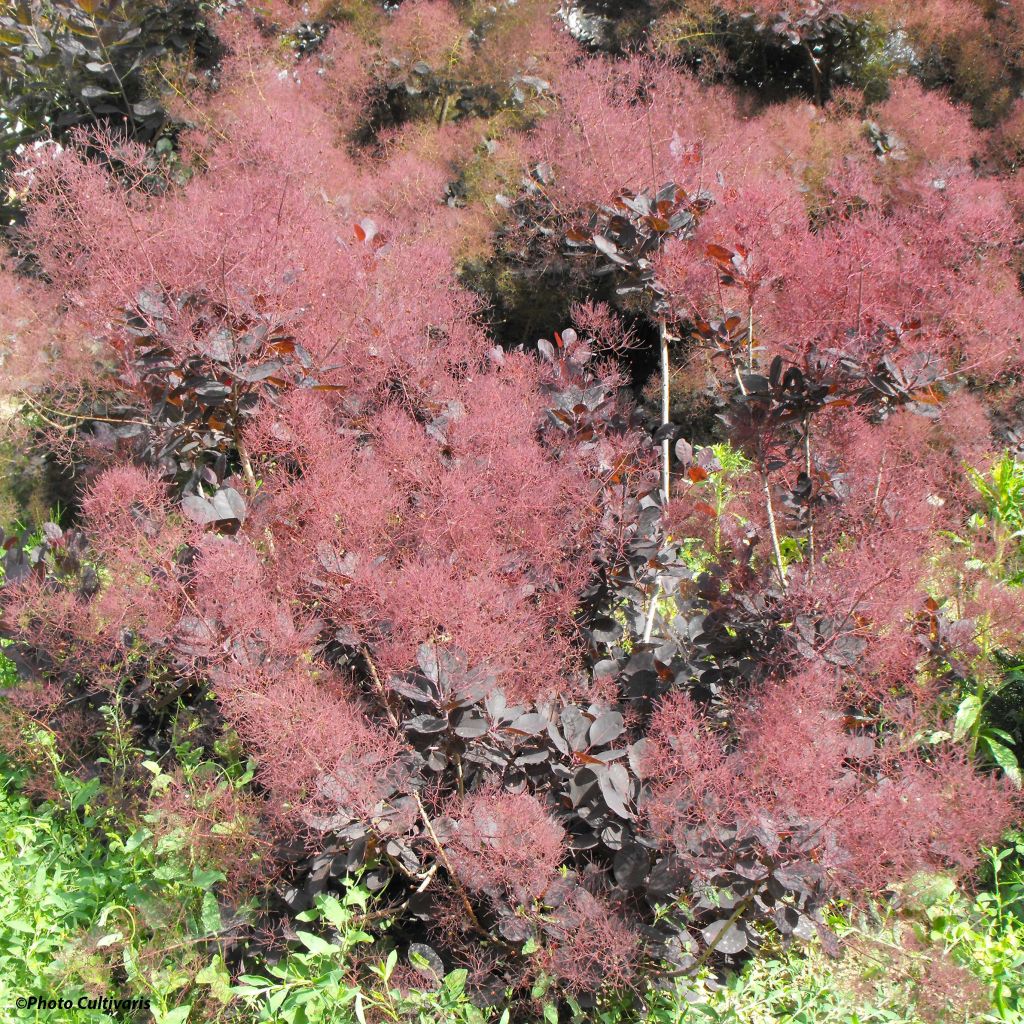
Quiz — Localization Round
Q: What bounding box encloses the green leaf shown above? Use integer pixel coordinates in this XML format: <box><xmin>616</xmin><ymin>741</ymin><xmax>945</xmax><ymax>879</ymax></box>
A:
<box><xmin>192</xmin><ymin>866</ymin><xmax>226</xmax><ymax>888</ymax></box>
<box><xmin>155</xmin><ymin>1006</ymin><xmax>191</xmax><ymax>1024</ymax></box>
<box><xmin>229</xmin><ymin>984</ymin><xmax>266</xmax><ymax>1000</ymax></box>
<box><xmin>124</xmin><ymin>827</ymin><xmax>152</xmax><ymax>853</ymax></box>
<box><xmin>200</xmin><ymin>891</ymin><xmax>221</xmax><ymax>935</ymax></box>
<box><xmin>952</xmin><ymin>694</ymin><xmax>981</xmax><ymax>743</ymax></box>
<box><xmin>70</xmin><ymin>775</ymin><xmax>100</xmax><ymax>811</ymax></box>
<box><xmin>981</xmin><ymin>735</ymin><xmax>1023</xmax><ymax>788</ymax></box>
<box><xmin>267</xmin><ymin>988</ymin><xmax>289</xmax><ymax>1014</ymax></box>
<box><xmin>295</xmin><ymin>930</ymin><xmax>340</xmax><ymax>956</ymax></box>
<box><xmin>985</xmin><ymin>726</ymin><xmax>1017</xmax><ymax>745</ymax></box>
<box><xmin>315</xmin><ymin>894</ymin><xmax>349</xmax><ymax>928</ymax></box>
<box><xmin>196</xmin><ymin>955</ymin><xmax>233</xmax><ymax>1004</ymax></box>
<box><xmin>344</xmin><ymin>884</ymin><xmax>369</xmax><ymax>911</ymax></box>
<box><xmin>236</xmin><ymin>974</ymin><xmax>271</xmax><ymax>987</ymax></box>
<box><xmin>543</xmin><ymin>1004</ymin><xmax>559</xmax><ymax>1024</ymax></box>
<box><xmin>444</xmin><ymin>968</ymin><xmax>468</xmax><ymax>995</ymax></box>
<box><xmin>909</xmin><ymin>872</ymin><xmax>957</xmax><ymax>907</ymax></box>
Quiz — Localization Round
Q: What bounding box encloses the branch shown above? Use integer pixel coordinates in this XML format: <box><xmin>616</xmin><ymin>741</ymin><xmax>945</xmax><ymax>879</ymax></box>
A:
<box><xmin>236</xmin><ymin>430</ymin><xmax>258</xmax><ymax>493</ymax></box>
<box><xmin>729</xmin><ymin>332</ymin><xmax>787</xmax><ymax>593</ymax></box>
<box><xmin>760</xmin><ymin>458</ymin><xmax>788</xmax><ymax>593</ymax></box>
<box><xmin>685</xmin><ymin>889</ymin><xmax>759</xmax><ymax>977</ymax></box>
<box><xmin>355</xmin><ymin>864</ymin><xmax>440</xmax><ymax>927</ymax></box>
<box><xmin>21</xmin><ymin>394</ymin><xmax>150</xmax><ymax>430</ymax></box>
<box><xmin>413</xmin><ymin>792</ymin><xmax>485</xmax><ymax>934</ymax></box>
<box><xmin>360</xmin><ymin>644</ymin><xmax>401</xmax><ymax>730</ymax></box>
<box><xmin>642</xmin><ymin>579</ymin><xmax>663</xmax><ymax>644</ymax></box>
<box><xmin>746</xmin><ymin>303</ymin><xmax>754</xmax><ymax>373</ymax></box>
<box><xmin>659</xmin><ymin>320</ymin><xmax>672</xmax><ymax>504</ymax></box>
<box><xmin>804</xmin><ymin>414</ymin><xmax>815</xmax><ymax>576</ymax></box>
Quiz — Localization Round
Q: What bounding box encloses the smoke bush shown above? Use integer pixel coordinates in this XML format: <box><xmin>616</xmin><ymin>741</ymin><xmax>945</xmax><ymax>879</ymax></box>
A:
<box><xmin>0</xmin><ymin>0</ymin><xmax>1021</xmax><ymax>1011</ymax></box>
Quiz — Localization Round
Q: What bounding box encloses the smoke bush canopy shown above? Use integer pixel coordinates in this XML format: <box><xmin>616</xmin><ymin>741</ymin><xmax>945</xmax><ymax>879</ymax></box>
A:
<box><xmin>0</xmin><ymin>0</ymin><xmax>1022</xmax><ymax>1008</ymax></box>
<box><xmin>646</xmin><ymin>0</ymin><xmax>1024</xmax><ymax>120</ymax></box>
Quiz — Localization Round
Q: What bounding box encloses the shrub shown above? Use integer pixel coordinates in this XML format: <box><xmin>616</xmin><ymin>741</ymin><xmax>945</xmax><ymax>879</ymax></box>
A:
<box><xmin>0</xmin><ymin>0</ymin><xmax>218</xmax><ymax>228</ymax></box>
<box><xmin>648</xmin><ymin>0</ymin><xmax>1024</xmax><ymax>122</ymax></box>
<box><xmin>1</xmin><ymin>1</ymin><xmax>1022</xmax><ymax>1014</ymax></box>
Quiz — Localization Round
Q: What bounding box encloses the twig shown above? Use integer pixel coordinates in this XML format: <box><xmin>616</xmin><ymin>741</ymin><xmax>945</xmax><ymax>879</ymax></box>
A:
<box><xmin>746</xmin><ymin>303</ymin><xmax>754</xmax><ymax>372</ymax></box>
<box><xmin>413</xmin><ymin>792</ymin><xmax>484</xmax><ymax>934</ymax></box>
<box><xmin>640</xmin><ymin>321</ymin><xmax>674</xmax><ymax>648</ymax></box>
<box><xmin>729</xmin><ymin>343</ymin><xmax>787</xmax><ymax>592</ymax></box>
<box><xmin>21</xmin><ymin>394</ymin><xmax>150</xmax><ymax>429</ymax></box>
<box><xmin>804</xmin><ymin>41</ymin><xmax>824</xmax><ymax>106</ymax></box>
<box><xmin>685</xmin><ymin>890</ymin><xmax>758</xmax><ymax>977</ymax></box>
<box><xmin>760</xmin><ymin>458</ymin><xmax>788</xmax><ymax>593</ymax></box>
<box><xmin>872</xmin><ymin>449</ymin><xmax>887</xmax><ymax>517</ymax></box>
<box><xmin>804</xmin><ymin>414</ymin><xmax>815</xmax><ymax>575</ymax></box>
<box><xmin>659</xmin><ymin>320</ymin><xmax>672</xmax><ymax>504</ymax></box>
<box><xmin>854</xmin><ymin>263</ymin><xmax>865</xmax><ymax>335</ymax></box>
<box><xmin>360</xmin><ymin>645</ymin><xmax>400</xmax><ymax>730</ymax></box>
<box><xmin>355</xmin><ymin>864</ymin><xmax>440</xmax><ymax>926</ymax></box>
<box><xmin>88</xmin><ymin>11</ymin><xmax>133</xmax><ymax>119</ymax></box>
<box><xmin>236</xmin><ymin>431</ymin><xmax>257</xmax><ymax>492</ymax></box>
<box><xmin>642</xmin><ymin>580</ymin><xmax>663</xmax><ymax>644</ymax></box>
